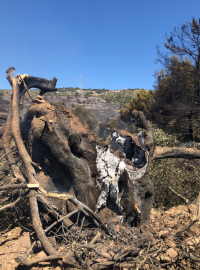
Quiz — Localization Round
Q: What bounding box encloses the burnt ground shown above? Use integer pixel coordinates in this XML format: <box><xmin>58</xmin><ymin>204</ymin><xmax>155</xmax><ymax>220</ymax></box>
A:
<box><xmin>0</xmin><ymin>204</ymin><xmax>199</xmax><ymax>270</ymax></box>
<box><xmin>3</xmin><ymin>93</ymin><xmax>122</xmax><ymax>123</ymax></box>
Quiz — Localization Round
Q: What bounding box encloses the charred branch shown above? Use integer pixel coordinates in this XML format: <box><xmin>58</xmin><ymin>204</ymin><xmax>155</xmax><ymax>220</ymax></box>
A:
<box><xmin>44</xmin><ymin>209</ymin><xmax>78</xmax><ymax>233</ymax></box>
<box><xmin>19</xmin><ymin>76</ymin><xmax>57</xmax><ymax>98</ymax></box>
<box><xmin>154</xmin><ymin>146</ymin><xmax>200</xmax><ymax>159</ymax></box>
<box><xmin>6</xmin><ymin>67</ymin><xmax>15</xmax><ymax>87</ymax></box>
<box><xmin>37</xmin><ymin>194</ymin><xmax>73</xmax><ymax>228</ymax></box>
<box><xmin>15</xmin><ymin>254</ymin><xmax>64</xmax><ymax>267</ymax></box>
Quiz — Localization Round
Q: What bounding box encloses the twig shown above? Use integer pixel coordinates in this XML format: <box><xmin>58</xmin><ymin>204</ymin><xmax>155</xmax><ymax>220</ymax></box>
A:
<box><xmin>0</xmin><ymin>105</ymin><xmax>9</xmax><ymax>112</ymax></box>
<box><xmin>80</xmin><ymin>216</ymin><xmax>85</xmax><ymax>232</ymax></box>
<box><xmin>26</xmin><ymin>241</ymin><xmax>36</xmax><ymax>256</ymax></box>
<box><xmin>0</xmin><ymin>224</ymin><xmax>12</xmax><ymax>236</ymax></box>
<box><xmin>44</xmin><ymin>209</ymin><xmax>78</xmax><ymax>233</ymax></box>
<box><xmin>136</xmin><ymin>241</ymin><xmax>151</xmax><ymax>270</ymax></box>
<box><xmin>114</xmin><ymin>244</ymin><xmax>139</xmax><ymax>261</ymax></box>
<box><xmin>0</xmin><ymin>147</ymin><xmax>17</xmax><ymax>161</ymax></box>
<box><xmin>147</xmin><ymin>241</ymin><xmax>151</xmax><ymax>254</ymax></box>
<box><xmin>176</xmin><ymin>219</ymin><xmax>199</xmax><ymax>236</ymax></box>
<box><xmin>39</xmin><ymin>188</ymin><xmax>111</xmax><ymax>235</ymax></box>
<box><xmin>0</xmin><ymin>196</ymin><xmax>21</xmax><ymax>212</ymax></box>
<box><xmin>0</xmin><ymin>183</ymin><xmax>28</xmax><ymax>191</ymax></box>
<box><xmin>31</xmin><ymin>161</ymin><xmax>42</xmax><ymax>170</ymax></box>
<box><xmin>148</xmin><ymin>244</ymin><xmax>163</xmax><ymax>257</ymax></box>
<box><xmin>151</xmin><ymin>239</ymin><xmax>162</xmax><ymax>247</ymax></box>
<box><xmin>37</xmin><ymin>194</ymin><xmax>73</xmax><ymax>228</ymax></box>
<box><xmin>136</xmin><ymin>257</ymin><xmax>147</xmax><ymax>270</ymax></box>
<box><xmin>89</xmin><ymin>231</ymin><xmax>101</xmax><ymax>245</ymax></box>
<box><xmin>169</xmin><ymin>186</ymin><xmax>189</xmax><ymax>204</ymax></box>
<box><xmin>0</xmin><ymin>196</ymin><xmax>10</xmax><ymax>204</ymax></box>
<box><xmin>76</xmin><ymin>244</ymin><xmax>112</xmax><ymax>260</ymax></box>
<box><xmin>18</xmin><ymin>75</ymin><xmax>33</xmax><ymax>100</ymax></box>
<box><xmin>76</xmin><ymin>211</ymin><xmax>80</xmax><ymax>226</ymax></box>
<box><xmin>189</xmin><ymin>253</ymin><xmax>200</xmax><ymax>262</ymax></box>
<box><xmin>114</xmin><ymin>251</ymin><xmax>131</xmax><ymax>261</ymax></box>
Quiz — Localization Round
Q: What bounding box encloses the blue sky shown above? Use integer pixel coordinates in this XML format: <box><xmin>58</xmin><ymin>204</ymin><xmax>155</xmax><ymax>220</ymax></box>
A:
<box><xmin>0</xmin><ymin>0</ymin><xmax>200</xmax><ymax>90</ymax></box>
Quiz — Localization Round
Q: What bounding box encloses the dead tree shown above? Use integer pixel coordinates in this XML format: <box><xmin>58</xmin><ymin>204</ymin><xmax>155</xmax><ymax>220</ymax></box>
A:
<box><xmin>1</xmin><ymin>67</ymin><xmax>200</xmax><ymax>267</ymax></box>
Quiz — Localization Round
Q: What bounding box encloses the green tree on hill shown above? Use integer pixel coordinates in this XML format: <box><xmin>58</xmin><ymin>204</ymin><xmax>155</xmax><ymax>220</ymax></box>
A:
<box><xmin>120</xmin><ymin>89</ymin><xmax>153</xmax><ymax>122</ymax></box>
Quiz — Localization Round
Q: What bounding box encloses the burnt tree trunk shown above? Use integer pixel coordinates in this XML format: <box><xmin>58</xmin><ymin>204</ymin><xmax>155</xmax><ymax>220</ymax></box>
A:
<box><xmin>2</xmin><ymin>67</ymin><xmax>200</xmax><ymax>261</ymax></box>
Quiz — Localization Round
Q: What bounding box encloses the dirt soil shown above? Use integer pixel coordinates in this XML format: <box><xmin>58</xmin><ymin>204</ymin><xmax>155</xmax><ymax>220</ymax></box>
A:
<box><xmin>0</xmin><ymin>203</ymin><xmax>200</xmax><ymax>270</ymax></box>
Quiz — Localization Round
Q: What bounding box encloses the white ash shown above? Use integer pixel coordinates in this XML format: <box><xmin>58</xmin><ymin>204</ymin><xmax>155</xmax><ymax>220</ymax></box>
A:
<box><xmin>95</xmin><ymin>131</ymin><xmax>149</xmax><ymax>215</ymax></box>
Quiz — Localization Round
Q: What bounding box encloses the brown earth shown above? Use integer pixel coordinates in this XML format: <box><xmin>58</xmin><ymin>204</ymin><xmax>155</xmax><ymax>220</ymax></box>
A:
<box><xmin>0</xmin><ymin>203</ymin><xmax>199</xmax><ymax>270</ymax></box>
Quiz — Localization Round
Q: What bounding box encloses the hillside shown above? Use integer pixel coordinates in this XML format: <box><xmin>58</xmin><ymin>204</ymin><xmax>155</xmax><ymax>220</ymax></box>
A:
<box><xmin>55</xmin><ymin>87</ymin><xmax>142</xmax><ymax>105</ymax></box>
<box><xmin>0</xmin><ymin>87</ymin><xmax>145</xmax><ymax>105</ymax></box>
<box><xmin>0</xmin><ymin>87</ymin><xmax>144</xmax><ymax>122</ymax></box>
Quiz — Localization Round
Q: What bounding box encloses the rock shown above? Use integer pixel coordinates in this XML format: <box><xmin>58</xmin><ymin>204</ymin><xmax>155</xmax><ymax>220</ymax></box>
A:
<box><xmin>188</xmin><ymin>204</ymin><xmax>198</xmax><ymax>214</ymax></box>
<box><xmin>6</xmin><ymin>227</ymin><xmax>22</xmax><ymax>240</ymax></box>
<box><xmin>109</xmin><ymin>251</ymin><xmax>115</xmax><ymax>257</ymax></box>
<box><xmin>176</xmin><ymin>205</ymin><xmax>188</xmax><ymax>214</ymax></box>
<box><xmin>150</xmin><ymin>208</ymin><xmax>157</xmax><ymax>216</ymax></box>
<box><xmin>109</xmin><ymin>217</ymin><xmax>121</xmax><ymax>224</ymax></box>
<box><xmin>150</xmin><ymin>222</ymin><xmax>160</xmax><ymax>232</ymax></box>
<box><xmin>165</xmin><ymin>240</ymin><xmax>176</xmax><ymax>248</ymax></box>
<box><xmin>159</xmin><ymin>230</ymin><xmax>170</xmax><ymax>239</ymax></box>
<box><xmin>185</xmin><ymin>236</ymin><xmax>200</xmax><ymax>250</ymax></box>
<box><xmin>166</xmin><ymin>248</ymin><xmax>178</xmax><ymax>258</ymax></box>
<box><xmin>155</xmin><ymin>255</ymin><xmax>160</xmax><ymax>261</ymax></box>
<box><xmin>36</xmin><ymin>250</ymin><xmax>46</xmax><ymax>258</ymax></box>
<box><xmin>165</xmin><ymin>220</ymin><xmax>176</xmax><ymax>228</ymax></box>
<box><xmin>115</xmin><ymin>224</ymin><xmax>120</xmax><ymax>232</ymax></box>
<box><xmin>20</xmin><ymin>247</ymin><xmax>27</xmax><ymax>252</ymax></box>
<box><xmin>140</xmin><ymin>224</ymin><xmax>149</xmax><ymax>233</ymax></box>
<box><xmin>160</xmin><ymin>255</ymin><xmax>171</xmax><ymax>263</ymax></box>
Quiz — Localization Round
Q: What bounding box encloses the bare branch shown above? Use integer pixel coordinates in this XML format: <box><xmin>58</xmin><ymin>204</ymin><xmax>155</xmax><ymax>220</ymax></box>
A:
<box><xmin>0</xmin><ymin>196</ymin><xmax>21</xmax><ymax>212</ymax></box>
<box><xmin>38</xmin><ymin>188</ymin><xmax>111</xmax><ymax>235</ymax></box>
<box><xmin>176</xmin><ymin>219</ymin><xmax>199</xmax><ymax>236</ymax></box>
<box><xmin>15</xmin><ymin>254</ymin><xmax>64</xmax><ymax>266</ymax></box>
<box><xmin>153</xmin><ymin>146</ymin><xmax>200</xmax><ymax>160</ymax></box>
<box><xmin>44</xmin><ymin>209</ymin><xmax>78</xmax><ymax>233</ymax></box>
<box><xmin>168</xmin><ymin>186</ymin><xmax>189</xmax><ymax>204</ymax></box>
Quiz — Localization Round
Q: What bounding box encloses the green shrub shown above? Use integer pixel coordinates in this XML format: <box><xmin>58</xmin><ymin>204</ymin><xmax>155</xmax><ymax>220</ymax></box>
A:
<box><xmin>150</xmin><ymin>124</ymin><xmax>200</xmax><ymax>209</ymax></box>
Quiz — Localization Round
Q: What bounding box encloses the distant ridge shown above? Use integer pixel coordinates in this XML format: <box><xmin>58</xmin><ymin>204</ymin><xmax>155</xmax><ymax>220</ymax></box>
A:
<box><xmin>0</xmin><ymin>87</ymin><xmax>149</xmax><ymax>106</ymax></box>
